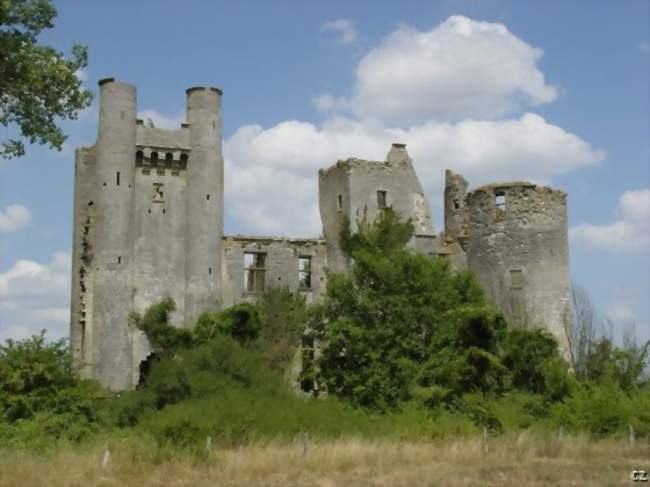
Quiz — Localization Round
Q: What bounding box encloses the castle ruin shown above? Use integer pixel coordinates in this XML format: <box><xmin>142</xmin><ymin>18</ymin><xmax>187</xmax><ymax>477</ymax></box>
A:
<box><xmin>70</xmin><ymin>79</ymin><xmax>572</xmax><ymax>391</ymax></box>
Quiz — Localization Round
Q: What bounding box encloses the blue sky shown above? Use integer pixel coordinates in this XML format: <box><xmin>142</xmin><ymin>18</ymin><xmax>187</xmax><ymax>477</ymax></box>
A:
<box><xmin>1</xmin><ymin>0</ymin><xmax>648</xmax><ymax>344</ymax></box>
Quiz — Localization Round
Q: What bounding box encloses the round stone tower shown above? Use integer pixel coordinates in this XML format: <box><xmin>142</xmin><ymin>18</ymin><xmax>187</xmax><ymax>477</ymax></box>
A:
<box><xmin>93</xmin><ymin>78</ymin><xmax>137</xmax><ymax>390</ymax></box>
<box><xmin>465</xmin><ymin>182</ymin><xmax>571</xmax><ymax>357</ymax></box>
<box><xmin>184</xmin><ymin>87</ymin><xmax>224</xmax><ymax>324</ymax></box>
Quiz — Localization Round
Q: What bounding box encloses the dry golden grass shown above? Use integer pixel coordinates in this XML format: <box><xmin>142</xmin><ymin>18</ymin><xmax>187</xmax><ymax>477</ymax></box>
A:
<box><xmin>0</xmin><ymin>433</ymin><xmax>648</xmax><ymax>487</ymax></box>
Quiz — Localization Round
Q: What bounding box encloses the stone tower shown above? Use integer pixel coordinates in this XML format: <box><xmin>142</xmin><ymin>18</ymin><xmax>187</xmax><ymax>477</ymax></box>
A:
<box><xmin>318</xmin><ymin>144</ymin><xmax>438</xmax><ymax>274</ymax></box>
<box><xmin>70</xmin><ymin>79</ymin><xmax>224</xmax><ymax>390</ymax></box>
<box><xmin>460</xmin><ymin>181</ymin><xmax>572</xmax><ymax>357</ymax></box>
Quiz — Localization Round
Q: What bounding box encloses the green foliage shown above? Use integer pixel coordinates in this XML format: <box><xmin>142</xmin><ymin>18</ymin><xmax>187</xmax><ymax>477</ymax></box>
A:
<box><xmin>129</xmin><ymin>298</ymin><xmax>192</xmax><ymax>357</ymax></box>
<box><xmin>194</xmin><ymin>303</ymin><xmax>262</xmax><ymax>346</ymax></box>
<box><xmin>256</xmin><ymin>287</ymin><xmax>308</xmax><ymax>372</ymax></box>
<box><xmin>316</xmin><ymin>210</ymin><xmax>580</xmax><ymax>414</ymax></box>
<box><xmin>551</xmin><ymin>381</ymin><xmax>650</xmax><ymax>437</ymax></box>
<box><xmin>0</xmin><ymin>332</ymin><xmax>104</xmax><ymax>447</ymax></box>
<box><xmin>501</xmin><ymin>329</ymin><xmax>574</xmax><ymax>400</ymax></box>
<box><xmin>1</xmin><ymin>0</ymin><xmax>93</xmax><ymax>158</ymax></box>
<box><xmin>340</xmin><ymin>208</ymin><xmax>415</xmax><ymax>256</ymax></box>
<box><xmin>315</xmin><ymin>210</ymin><xmax>505</xmax><ymax>410</ymax></box>
<box><xmin>581</xmin><ymin>338</ymin><xmax>649</xmax><ymax>391</ymax></box>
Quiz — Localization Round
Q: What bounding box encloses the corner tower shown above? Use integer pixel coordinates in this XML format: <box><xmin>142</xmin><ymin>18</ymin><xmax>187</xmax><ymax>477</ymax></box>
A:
<box><xmin>70</xmin><ymin>78</ymin><xmax>137</xmax><ymax>391</ymax></box>
<box><xmin>464</xmin><ymin>182</ymin><xmax>572</xmax><ymax>357</ymax></box>
<box><xmin>184</xmin><ymin>87</ymin><xmax>224</xmax><ymax>324</ymax></box>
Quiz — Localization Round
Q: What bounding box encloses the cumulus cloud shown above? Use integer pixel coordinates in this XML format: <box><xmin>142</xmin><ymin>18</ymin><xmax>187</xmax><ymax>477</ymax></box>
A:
<box><xmin>321</xmin><ymin>18</ymin><xmax>358</xmax><ymax>44</ymax></box>
<box><xmin>0</xmin><ymin>204</ymin><xmax>32</xmax><ymax>233</ymax></box>
<box><xmin>224</xmin><ymin>114</ymin><xmax>604</xmax><ymax>235</ymax></box>
<box><xmin>137</xmin><ymin>109</ymin><xmax>185</xmax><ymax>130</ymax></box>
<box><xmin>0</xmin><ymin>252</ymin><xmax>71</xmax><ymax>342</ymax></box>
<box><xmin>74</xmin><ymin>68</ymin><xmax>88</xmax><ymax>82</ymax></box>
<box><xmin>312</xmin><ymin>94</ymin><xmax>350</xmax><ymax>114</ymax></box>
<box><xmin>570</xmin><ymin>189</ymin><xmax>650</xmax><ymax>253</ymax></box>
<box><xmin>343</xmin><ymin>15</ymin><xmax>558</xmax><ymax>124</ymax></box>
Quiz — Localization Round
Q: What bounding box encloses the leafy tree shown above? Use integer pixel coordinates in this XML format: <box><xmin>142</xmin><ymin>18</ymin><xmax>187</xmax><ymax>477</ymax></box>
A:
<box><xmin>256</xmin><ymin>286</ymin><xmax>308</xmax><ymax>372</ymax></box>
<box><xmin>129</xmin><ymin>298</ymin><xmax>192</xmax><ymax>357</ymax></box>
<box><xmin>194</xmin><ymin>303</ymin><xmax>263</xmax><ymax>346</ymax></box>
<box><xmin>1</xmin><ymin>0</ymin><xmax>93</xmax><ymax>158</ymax></box>
<box><xmin>313</xmin><ymin>209</ymin><xmax>490</xmax><ymax>410</ymax></box>
<box><xmin>0</xmin><ymin>331</ymin><xmax>102</xmax><ymax>445</ymax></box>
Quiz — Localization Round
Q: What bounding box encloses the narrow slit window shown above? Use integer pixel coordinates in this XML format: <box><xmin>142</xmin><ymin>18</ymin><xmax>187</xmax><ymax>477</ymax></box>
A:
<box><xmin>206</xmin><ymin>194</ymin><xmax>210</xmax><ymax>200</ymax></box>
<box><xmin>377</xmin><ymin>190</ymin><xmax>388</xmax><ymax>209</ymax></box>
<box><xmin>244</xmin><ymin>252</ymin><xmax>266</xmax><ymax>293</ymax></box>
<box><xmin>337</xmin><ymin>194</ymin><xmax>343</xmax><ymax>211</ymax></box>
<box><xmin>117</xmin><ymin>256</ymin><xmax>121</xmax><ymax>264</ymax></box>
<box><xmin>116</xmin><ymin>171</ymin><xmax>120</xmax><ymax>186</ymax></box>
<box><xmin>298</xmin><ymin>256</ymin><xmax>312</xmax><ymax>290</ymax></box>
<box><xmin>495</xmin><ymin>191</ymin><xmax>506</xmax><ymax>211</ymax></box>
<box><xmin>208</xmin><ymin>267</ymin><xmax>212</xmax><ymax>275</ymax></box>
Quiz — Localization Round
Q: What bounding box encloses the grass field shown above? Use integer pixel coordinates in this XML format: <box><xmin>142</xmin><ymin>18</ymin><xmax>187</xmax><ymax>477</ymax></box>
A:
<box><xmin>1</xmin><ymin>433</ymin><xmax>647</xmax><ymax>486</ymax></box>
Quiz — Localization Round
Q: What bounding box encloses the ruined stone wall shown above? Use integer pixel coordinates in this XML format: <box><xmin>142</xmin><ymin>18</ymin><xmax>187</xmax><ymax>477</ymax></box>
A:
<box><xmin>319</xmin><ymin>144</ymin><xmax>436</xmax><ymax>274</ymax></box>
<box><xmin>222</xmin><ymin>235</ymin><xmax>328</xmax><ymax>306</ymax></box>
<box><xmin>465</xmin><ymin>182</ymin><xmax>572</xmax><ymax>357</ymax></box>
<box><xmin>70</xmin><ymin>146</ymin><xmax>97</xmax><ymax>379</ymax></box>
<box><xmin>444</xmin><ymin>169</ymin><xmax>469</xmax><ymax>247</ymax></box>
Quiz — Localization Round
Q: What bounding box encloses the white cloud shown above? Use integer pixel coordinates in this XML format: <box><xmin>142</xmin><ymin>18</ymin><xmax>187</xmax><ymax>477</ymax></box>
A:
<box><xmin>0</xmin><ymin>204</ymin><xmax>32</xmax><ymax>233</ymax></box>
<box><xmin>312</xmin><ymin>94</ymin><xmax>350</xmax><ymax>114</ymax></box>
<box><xmin>225</xmin><ymin>113</ymin><xmax>603</xmax><ymax>236</ymax></box>
<box><xmin>321</xmin><ymin>18</ymin><xmax>358</xmax><ymax>44</ymax></box>
<box><xmin>137</xmin><ymin>109</ymin><xmax>185</xmax><ymax>130</ymax></box>
<box><xmin>570</xmin><ymin>189</ymin><xmax>650</xmax><ymax>253</ymax></box>
<box><xmin>74</xmin><ymin>68</ymin><xmax>88</xmax><ymax>82</ymax></box>
<box><xmin>343</xmin><ymin>15</ymin><xmax>558</xmax><ymax>124</ymax></box>
<box><xmin>0</xmin><ymin>252</ymin><xmax>71</xmax><ymax>342</ymax></box>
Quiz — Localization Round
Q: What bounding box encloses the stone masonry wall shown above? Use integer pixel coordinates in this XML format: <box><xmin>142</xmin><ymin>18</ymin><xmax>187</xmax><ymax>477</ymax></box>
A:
<box><xmin>465</xmin><ymin>182</ymin><xmax>572</xmax><ymax>357</ymax></box>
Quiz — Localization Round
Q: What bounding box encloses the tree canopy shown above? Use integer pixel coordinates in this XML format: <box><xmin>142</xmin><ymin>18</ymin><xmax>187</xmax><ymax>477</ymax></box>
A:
<box><xmin>1</xmin><ymin>0</ymin><xmax>93</xmax><ymax>158</ymax></box>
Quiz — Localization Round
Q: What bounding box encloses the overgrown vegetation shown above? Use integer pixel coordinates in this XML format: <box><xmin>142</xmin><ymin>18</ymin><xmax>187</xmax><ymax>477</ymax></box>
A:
<box><xmin>1</xmin><ymin>210</ymin><xmax>648</xmax><ymax>452</ymax></box>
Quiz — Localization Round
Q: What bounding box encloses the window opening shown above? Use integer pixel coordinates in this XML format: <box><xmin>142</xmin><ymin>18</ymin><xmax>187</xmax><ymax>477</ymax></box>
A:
<box><xmin>117</xmin><ymin>256</ymin><xmax>121</xmax><ymax>264</ymax></box>
<box><xmin>244</xmin><ymin>252</ymin><xmax>266</xmax><ymax>293</ymax></box>
<box><xmin>377</xmin><ymin>190</ymin><xmax>388</xmax><ymax>209</ymax></box>
<box><xmin>165</xmin><ymin>153</ymin><xmax>173</xmax><ymax>165</ymax></box>
<box><xmin>298</xmin><ymin>256</ymin><xmax>312</xmax><ymax>290</ymax></box>
<box><xmin>116</xmin><ymin>171</ymin><xmax>120</xmax><ymax>186</ymax></box>
<box><xmin>136</xmin><ymin>150</ymin><xmax>143</xmax><ymax>165</ymax></box>
<box><xmin>206</xmin><ymin>194</ymin><xmax>210</xmax><ymax>200</ymax></box>
<box><xmin>495</xmin><ymin>191</ymin><xmax>506</xmax><ymax>211</ymax></box>
<box><xmin>151</xmin><ymin>152</ymin><xmax>159</xmax><ymax>165</ymax></box>
<box><xmin>510</xmin><ymin>269</ymin><xmax>523</xmax><ymax>290</ymax></box>
<box><xmin>337</xmin><ymin>194</ymin><xmax>343</xmax><ymax>211</ymax></box>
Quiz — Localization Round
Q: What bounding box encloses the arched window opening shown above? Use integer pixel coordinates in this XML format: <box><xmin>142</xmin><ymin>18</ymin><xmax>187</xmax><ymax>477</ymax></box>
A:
<box><xmin>135</xmin><ymin>150</ymin><xmax>144</xmax><ymax>165</ymax></box>
<box><xmin>151</xmin><ymin>152</ymin><xmax>159</xmax><ymax>165</ymax></box>
<box><xmin>165</xmin><ymin>153</ymin><xmax>173</xmax><ymax>165</ymax></box>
